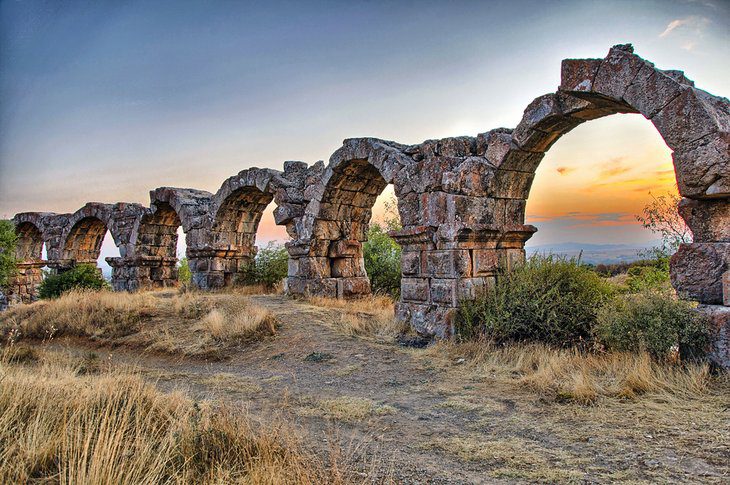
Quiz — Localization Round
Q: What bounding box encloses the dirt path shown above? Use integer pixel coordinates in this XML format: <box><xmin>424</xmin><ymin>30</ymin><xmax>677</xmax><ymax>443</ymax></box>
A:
<box><xmin>51</xmin><ymin>295</ymin><xmax>729</xmax><ymax>484</ymax></box>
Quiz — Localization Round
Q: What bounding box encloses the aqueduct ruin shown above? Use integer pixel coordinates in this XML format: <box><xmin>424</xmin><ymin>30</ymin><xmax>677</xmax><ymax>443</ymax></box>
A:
<box><xmin>6</xmin><ymin>45</ymin><xmax>730</xmax><ymax>360</ymax></box>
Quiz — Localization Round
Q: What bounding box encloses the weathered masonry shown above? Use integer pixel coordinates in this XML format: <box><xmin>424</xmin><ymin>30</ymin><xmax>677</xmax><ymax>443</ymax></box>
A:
<box><xmin>8</xmin><ymin>45</ymin><xmax>730</xmax><ymax>362</ymax></box>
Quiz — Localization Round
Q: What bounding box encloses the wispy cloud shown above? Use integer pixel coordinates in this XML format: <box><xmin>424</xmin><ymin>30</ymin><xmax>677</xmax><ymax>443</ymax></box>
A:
<box><xmin>526</xmin><ymin>211</ymin><xmax>638</xmax><ymax>229</ymax></box>
<box><xmin>659</xmin><ymin>15</ymin><xmax>710</xmax><ymax>51</ymax></box>
<box><xmin>556</xmin><ymin>166</ymin><xmax>574</xmax><ymax>175</ymax></box>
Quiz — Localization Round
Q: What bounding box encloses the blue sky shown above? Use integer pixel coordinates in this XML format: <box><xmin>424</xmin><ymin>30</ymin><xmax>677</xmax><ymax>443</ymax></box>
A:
<box><xmin>2</xmin><ymin>0</ymin><xmax>729</xmax><ymax>264</ymax></box>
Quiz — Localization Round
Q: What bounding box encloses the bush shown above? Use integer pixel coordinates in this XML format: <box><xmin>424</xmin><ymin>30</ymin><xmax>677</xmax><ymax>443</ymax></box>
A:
<box><xmin>624</xmin><ymin>256</ymin><xmax>670</xmax><ymax>292</ymax></box>
<box><xmin>0</xmin><ymin>220</ymin><xmax>17</xmax><ymax>287</ymax></box>
<box><xmin>363</xmin><ymin>223</ymin><xmax>401</xmax><ymax>298</ymax></box>
<box><xmin>178</xmin><ymin>257</ymin><xmax>192</xmax><ymax>284</ymax></box>
<box><xmin>237</xmin><ymin>243</ymin><xmax>288</xmax><ymax>289</ymax></box>
<box><xmin>38</xmin><ymin>264</ymin><xmax>110</xmax><ymax>299</ymax></box>
<box><xmin>596</xmin><ymin>289</ymin><xmax>710</xmax><ymax>361</ymax></box>
<box><xmin>457</xmin><ymin>255</ymin><xmax>615</xmax><ymax>347</ymax></box>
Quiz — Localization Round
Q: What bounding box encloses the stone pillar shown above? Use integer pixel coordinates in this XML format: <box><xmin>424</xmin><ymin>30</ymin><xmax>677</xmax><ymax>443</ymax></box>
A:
<box><xmin>107</xmin><ymin>256</ymin><xmax>179</xmax><ymax>292</ymax></box>
<box><xmin>673</xmin><ymin>197</ymin><xmax>730</xmax><ymax>367</ymax></box>
<box><xmin>188</xmin><ymin>248</ymin><xmax>251</xmax><ymax>290</ymax></box>
<box><xmin>6</xmin><ymin>261</ymin><xmax>46</xmax><ymax>304</ymax></box>
<box><xmin>392</xmin><ymin>224</ymin><xmax>536</xmax><ymax>338</ymax></box>
<box><xmin>284</xmin><ymin>238</ymin><xmax>372</xmax><ymax>299</ymax></box>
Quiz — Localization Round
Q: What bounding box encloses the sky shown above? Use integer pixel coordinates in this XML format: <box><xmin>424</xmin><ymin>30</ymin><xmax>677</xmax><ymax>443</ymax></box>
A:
<box><xmin>2</xmin><ymin>0</ymin><xmax>729</xmax><ymax>269</ymax></box>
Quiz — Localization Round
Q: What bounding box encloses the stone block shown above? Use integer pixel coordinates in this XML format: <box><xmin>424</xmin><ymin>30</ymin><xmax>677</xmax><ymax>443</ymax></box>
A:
<box><xmin>401</xmin><ymin>250</ymin><xmax>421</xmax><ymax>276</ymax></box>
<box><xmin>473</xmin><ymin>249</ymin><xmax>499</xmax><ymax>276</ymax></box>
<box><xmin>560</xmin><ymin>58</ymin><xmax>602</xmax><ymax>93</ymax></box>
<box><xmin>401</xmin><ymin>278</ymin><xmax>430</xmax><ymax>303</ymax></box>
<box><xmin>331</xmin><ymin>257</ymin><xmax>364</xmax><ymax>278</ymax></box>
<box><xmin>337</xmin><ymin>277</ymin><xmax>371</xmax><ymax>298</ymax></box>
<box><xmin>430</xmin><ymin>279</ymin><xmax>457</xmax><ymax>306</ymax></box>
<box><xmin>671</xmin><ymin>242</ymin><xmax>729</xmax><ymax>304</ymax></box>
<box><xmin>678</xmin><ymin>198</ymin><xmax>730</xmax><ymax>242</ymax></box>
<box><xmin>424</xmin><ymin>250</ymin><xmax>472</xmax><ymax>278</ymax></box>
<box><xmin>697</xmin><ymin>305</ymin><xmax>730</xmax><ymax>369</ymax></box>
<box><xmin>672</xmin><ymin>132</ymin><xmax>730</xmax><ymax>199</ymax></box>
<box><xmin>724</xmin><ymin>271</ymin><xmax>730</xmax><ymax>307</ymax></box>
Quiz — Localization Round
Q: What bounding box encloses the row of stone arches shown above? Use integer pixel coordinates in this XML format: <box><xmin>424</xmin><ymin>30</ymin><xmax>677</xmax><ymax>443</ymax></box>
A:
<box><xmin>8</xmin><ymin>45</ymin><xmax>729</xmax><ymax>339</ymax></box>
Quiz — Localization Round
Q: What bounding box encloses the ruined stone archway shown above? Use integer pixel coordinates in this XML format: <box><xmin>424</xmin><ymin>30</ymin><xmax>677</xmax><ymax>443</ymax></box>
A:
<box><xmin>7</xmin><ymin>216</ymin><xmax>49</xmax><ymax>303</ymax></box>
<box><xmin>207</xmin><ymin>168</ymin><xmax>279</xmax><ymax>287</ymax></box>
<box><xmin>284</xmin><ymin>138</ymin><xmax>416</xmax><ymax>298</ymax></box>
<box><xmin>110</xmin><ymin>188</ymin><xmax>212</xmax><ymax>291</ymax></box>
<box><xmin>487</xmin><ymin>44</ymin><xmax>729</xmax><ymax>304</ymax></box>
<box><xmin>6</xmin><ymin>44</ymin><xmax>728</xmax><ymax>364</ymax></box>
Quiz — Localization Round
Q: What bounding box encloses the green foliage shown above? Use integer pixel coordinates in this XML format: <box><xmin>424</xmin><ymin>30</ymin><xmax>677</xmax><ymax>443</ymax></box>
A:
<box><xmin>596</xmin><ymin>289</ymin><xmax>709</xmax><ymax>361</ymax></box>
<box><xmin>38</xmin><ymin>264</ymin><xmax>110</xmax><ymax>299</ymax></box>
<box><xmin>363</xmin><ymin>223</ymin><xmax>402</xmax><ymax>298</ymax></box>
<box><xmin>624</xmin><ymin>257</ymin><xmax>670</xmax><ymax>292</ymax></box>
<box><xmin>0</xmin><ymin>220</ymin><xmax>18</xmax><ymax>287</ymax></box>
<box><xmin>177</xmin><ymin>257</ymin><xmax>192</xmax><ymax>284</ymax></box>
<box><xmin>363</xmin><ymin>195</ymin><xmax>402</xmax><ymax>298</ymax></box>
<box><xmin>457</xmin><ymin>255</ymin><xmax>615</xmax><ymax>346</ymax></box>
<box><xmin>237</xmin><ymin>243</ymin><xmax>288</xmax><ymax>288</ymax></box>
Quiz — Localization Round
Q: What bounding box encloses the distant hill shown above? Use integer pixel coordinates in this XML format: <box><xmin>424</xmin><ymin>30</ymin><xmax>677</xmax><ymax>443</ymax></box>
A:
<box><xmin>525</xmin><ymin>241</ymin><xmax>661</xmax><ymax>265</ymax></box>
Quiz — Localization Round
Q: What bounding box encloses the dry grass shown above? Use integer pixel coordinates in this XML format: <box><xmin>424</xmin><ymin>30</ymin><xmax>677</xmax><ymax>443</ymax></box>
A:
<box><xmin>0</xmin><ymin>349</ymin><xmax>348</xmax><ymax>484</ymax></box>
<box><xmin>422</xmin><ymin>340</ymin><xmax>724</xmax><ymax>404</ymax></box>
<box><xmin>306</xmin><ymin>295</ymin><xmax>407</xmax><ymax>341</ymax></box>
<box><xmin>198</xmin><ymin>301</ymin><xmax>277</xmax><ymax>341</ymax></box>
<box><xmin>0</xmin><ymin>289</ymin><xmax>277</xmax><ymax>358</ymax></box>
<box><xmin>297</xmin><ymin>396</ymin><xmax>396</xmax><ymax>423</ymax></box>
<box><xmin>422</xmin><ymin>436</ymin><xmax>585</xmax><ymax>482</ymax></box>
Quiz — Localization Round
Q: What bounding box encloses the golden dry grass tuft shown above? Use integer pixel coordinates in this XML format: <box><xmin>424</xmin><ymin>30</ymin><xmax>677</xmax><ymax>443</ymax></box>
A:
<box><xmin>307</xmin><ymin>295</ymin><xmax>407</xmax><ymax>341</ymax></box>
<box><xmin>0</xmin><ymin>349</ymin><xmax>346</xmax><ymax>484</ymax></box>
<box><xmin>423</xmin><ymin>340</ymin><xmax>722</xmax><ymax>404</ymax></box>
<box><xmin>0</xmin><ymin>290</ymin><xmax>277</xmax><ymax>358</ymax></box>
<box><xmin>297</xmin><ymin>396</ymin><xmax>396</xmax><ymax>423</ymax></box>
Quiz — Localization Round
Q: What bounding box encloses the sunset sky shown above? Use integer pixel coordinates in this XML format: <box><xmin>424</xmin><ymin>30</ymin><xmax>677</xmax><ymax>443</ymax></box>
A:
<box><xmin>1</xmin><ymin>0</ymin><xmax>729</xmax><ymax>264</ymax></box>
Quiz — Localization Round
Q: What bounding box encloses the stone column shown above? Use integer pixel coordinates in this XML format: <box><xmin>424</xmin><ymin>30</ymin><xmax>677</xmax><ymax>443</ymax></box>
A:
<box><xmin>107</xmin><ymin>256</ymin><xmax>179</xmax><ymax>291</ymax></box>
<box><xmin>672</xmin><ymin>197</ymin><xmax>730</xmax><ymax>367</ymax></box>
<box><xmin>188</xmin><ymin>248</ymin><xmax>252</xmax><ymax>289</ymax></box>
<box><xmin>6</xmin><ymin>261</ymin><xmax>46</xmax><ymax>304</ymax></box>
<box><xmin>392</xmin><ymin>224</ymin><xmax>535</xmax><ymax>338</ymax></box>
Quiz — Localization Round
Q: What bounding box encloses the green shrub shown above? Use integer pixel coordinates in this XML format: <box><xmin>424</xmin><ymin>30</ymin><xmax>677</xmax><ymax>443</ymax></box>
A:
<box><xmin>457</xmin><ymin>255</ymin><xmax>615</xmax><ymax>346</ymax></box>
<box><xmin>38</xmin><ymin>264</ymin><xmax>110</xmax><ymax>299</ymax></box>
<box><xmin>595</xmin><ymin>289</ymin><xmax>710</xmax><ymax>361</ymax></box>
<box><xmin>177</xmin><ymin>257</ymin><xmax>192</xmax><ymax>284</ymax></box>
<box><xmin>363</xmin><ymin>223</ymin><xmax>401</xmax><ymax>298</ymax></box>
<box><xmin>0</xmin><ymin>220</ymin><xmax>17</xmax><ymax>287</ymax></box>
<box><xmin>237</xmin><ymin>243</ymin><xmax>288</xmax><ymax>288</ymax></box>
<box><xmin>624</xmin><ymin>256</ymin><xmax>670</xmax><ymax>292</ymax></box>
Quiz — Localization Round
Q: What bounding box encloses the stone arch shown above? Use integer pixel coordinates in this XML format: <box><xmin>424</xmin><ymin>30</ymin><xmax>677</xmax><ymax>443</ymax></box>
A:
<box><xmin>481</xmin><ymin>44</ymin><xmax>728</xmax><ymax>306</ymax></box>
<box><xmin>206</xmin><ymin>168</ymin><xmax>279</xmax><ymax>285</ymax></box>
<box><xmin>60</xmin><ymin>204</ymin><xmax>116</xmax><ymax>265</ymax></box>
<box><xmin>7</xmin><ymin>213</ymin><xmax>55</xmax><ymax>304</ymax></box>
<box><xmin>286</xmin><ymin>138</ymin><xmax>415</xmax><ymax>298</ymax></box>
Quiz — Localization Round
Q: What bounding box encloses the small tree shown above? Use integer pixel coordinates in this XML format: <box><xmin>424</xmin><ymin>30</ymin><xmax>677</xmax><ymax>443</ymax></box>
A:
<box><xmin>0</xmin><ymin>220</ymin><xmax>18</xmax><ymax>288</ymax></box>
<box><xmin>363</xmin><ymin>196</ymin><xmax>402</xmax><ymax>298</ymax></box>
<box><xmin>636</xmin><ymin>192</ymin><xmax>692</xmax><ymax>256</ymax></box>
<box><xmin>177</xmin><ymin>257</ymin><xmax>192</xmax><ymax>284</ymax></box>
<box><xmin>237</xmin><ymin>243</ymin><xmax>288</xmax><ymax>289</ymax></box>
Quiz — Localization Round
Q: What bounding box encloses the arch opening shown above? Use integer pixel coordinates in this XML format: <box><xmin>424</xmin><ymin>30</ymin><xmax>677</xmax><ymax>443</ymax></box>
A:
<box><xmin>132</xmin><ymin>202</ymin><xmax>185</xmax><ymax>289</ymax></box>
<box><xmin>524</xmin><ymin>113</ymin><xmax>684</xmax><ymax>261</ymax></box>
<box><xmin>312</xmin><ymin>158</ymin><xmax>398</xmax><ymax>298</ymax></box>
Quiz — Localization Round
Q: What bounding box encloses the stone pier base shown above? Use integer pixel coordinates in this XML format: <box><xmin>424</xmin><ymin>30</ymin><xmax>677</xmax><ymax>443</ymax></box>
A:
<box><xmin>6</xmin><ymin>261</ymin><xmax>46</xmax><ymax>304</ymax></box>
<box><xmin>187</xmin><ymin>248</ymin><xmax>252</xmax><ymax>290</ymax></box>
<box><xmin>107</xmin><ymin>256</ymin><xmax>178</xmax><ymax>291</ymax></box>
